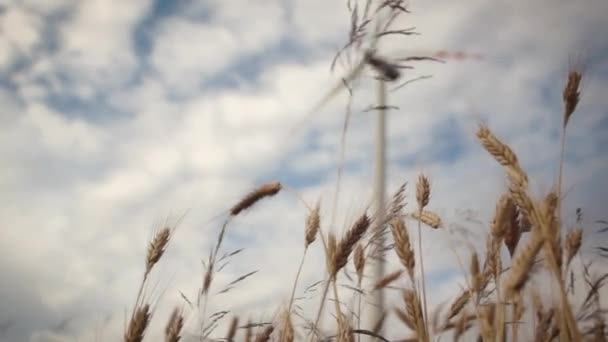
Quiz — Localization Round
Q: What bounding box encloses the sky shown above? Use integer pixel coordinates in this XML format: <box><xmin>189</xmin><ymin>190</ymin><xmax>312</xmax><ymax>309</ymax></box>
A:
<box><xmin>0</xmin><ymin>0</ymin><xmax>607</xmax><ymax>341</ymax></box>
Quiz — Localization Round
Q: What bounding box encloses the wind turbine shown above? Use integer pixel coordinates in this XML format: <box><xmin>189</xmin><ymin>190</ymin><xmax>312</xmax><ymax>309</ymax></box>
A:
<box><xmin>285</xmin><ymin>2</ymin><xmax>484</xmax><ymax>339</ymax></box>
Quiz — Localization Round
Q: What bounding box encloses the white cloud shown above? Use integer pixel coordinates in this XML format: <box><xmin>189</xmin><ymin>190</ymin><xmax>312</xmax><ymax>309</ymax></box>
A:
<box><xmin>11</xmin><ymin>0</ymin><xmax>153</xmax><ymax>101</ymax></box>
<box><xmin>58</xmin><ymin>0</ymin><xmax>151</xmax><ymax>81</ymax></box>
<box><xmin>151</xmin><ymin>19</ymin><xmax>241</xmax><ymax>92</ymax></box>
<box><xmin>21</xmin><ymin>103</ymin><xmax>106</xmax><ymax>157</ymax></box>
<box><xmin>289</xmin><ymin>0</ymin><xmax>353</xmax><ymax>49</ymax></box>
<box><xmin>0</xmin><ymin>5</ymin><xmax>42</xmax><ymax>68</ymax></box>
<box><xmin>15</xmin><ymin>0</ymin><xmax>70</xmax><ymax>16</ymax></box>
<box><xmin>151</xmin><ymin>0</ymin><xmax>285</xmax><ymax>96</ymax></box>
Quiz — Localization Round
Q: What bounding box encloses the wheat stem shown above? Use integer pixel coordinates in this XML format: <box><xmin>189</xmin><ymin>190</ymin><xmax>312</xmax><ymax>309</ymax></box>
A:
<box><xmin>287</xmin><ymin>248</ymin><xmax>309</xmax><ymax>315</ymax></box>
<box><xmin>417</xmin><ymin>211</ymin><xmax>429</xmax><ymax>337</ymax></box>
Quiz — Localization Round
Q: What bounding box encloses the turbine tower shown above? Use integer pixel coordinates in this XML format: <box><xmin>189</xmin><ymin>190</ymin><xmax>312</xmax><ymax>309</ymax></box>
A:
<box><xmin>368</xmin><ymin>79</ymin><xmax>387</xmax><ymax>338</ymax></box>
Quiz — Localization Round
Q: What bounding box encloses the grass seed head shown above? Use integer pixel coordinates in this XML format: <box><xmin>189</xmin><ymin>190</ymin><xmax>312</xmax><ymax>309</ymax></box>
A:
<box><xmin>387</xmin><ymin>181</ymin><xmax>408</xmax><ymax>221</ymax></box>
<box><xmin>486</xmin><ymin>236</ymin><xmax>501</xmax><ymax>280</ymax></box>
<box><xmin>402</xmin><ymin>288</ymin><xmax>426</xmax><ymax>339</ymax></box>
<box><xmin>332</xmin><ymin>212</ymin><xmax>371</xmax><ymax>277</ymax></box>
<box><xmin>305</xmin><ymin>200</ymin><xmax>321</xmax><ymax>248</ymax></box>
<box><xmin>146</xmin><ymin>227</ymin><xmax>171</xmax><ymax>276</ymax></box>
<box><xmin>504</xmin><ymin>232</ymin><xmax>544</xmax><ymax>299</ymax></box>
<box><xmin>448</xmin><ymin>290</ymin><xmax>471</xmax><ymax>320</ymax></box>
<box><xmin>390</xmin><ymin>218</ymin><xmax>415</xmax><ymax>280</ymax></box>
<box><xmin>476</xmin><ymin>124</ymin><xmax>529</xmax><ymax>186</ymax></box>
<box><xmin>566</xmin><ymin>228</ymin><xmax>583</xmax><ymax>266</ymax></box>
<box><xmin>254</xmin><ymin>325</ymin><xmax>274</xmax><ymax>342</ymax></box>
<box><xmin>336</xmin><ymin>316</ymin><xmax>354</xmax><ymax>342</ymax></box>
<box><xmin>470</xmin><ymin>252</ymin><xmax>482</xmax><ymax>293</ymax></box>
<box><xmin>230</xmin><ymin>182</ymin><xmax>282</xmax><ymax>216</ymax></box>
<box><xmin>279</xmin><ymin>309</ymin><xmax>294</xmax><ymax>342</ymax></box>
<box><xmin>225</xmin><ymin>316</ymin><xmax>239</xmax><ymax>341</ymax></box>
<box><xmin>416</xmin><ymin>173</ymin><xmax>430</xmax><ymax>209</ymax></box>
<box><xmin>354</xmin><ymin>243</ymin><xmax>365</xmax><ymax>282</ymax></box>
<box><xmin>563</xmin><ymin>70</ymin><xmax>582</xmax><ymax>128</ymax></box>
<box><xmin>492</xmin><ymin>194</ymin><xmax>516</xmax><ymax>240</ymax></box>
<box><xmin>504</xmin><ymin>200</ymin><xmax>523</xmax><ymax>257</ymax></box>
<box><xmin>327</xmin><ymin>233</ymin><xmax>338</xmax><ymax>277</ymax></box>
<box><xmin>412</xmin><ymin>210</ymin><xmax>442</xmax><ymax>229</ymax></box>
<box><xmin>125</xmin><ymin>304</ymin><xmax>151</xmax><ymax>342</ymax></box>
<box><xmin>373</xmin><ymin>269</ymin><xmax>403</xmax><ymax>290</ymax></box>
<box><xmin>165</xmin><ymin>307</ymin><xmax>184</xmax><ymax>342</ymax></box>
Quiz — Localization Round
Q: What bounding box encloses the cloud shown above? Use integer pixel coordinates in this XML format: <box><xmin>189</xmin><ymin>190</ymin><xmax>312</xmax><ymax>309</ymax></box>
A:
<box><xmin>9</xmin><ymin>0</ymin><xmax>151</xmax><ymax>106</ymax></box>
<box><xmin>0</xmin><ymin>5</ymin><xmax>43</xmax><ymax>68</ymax></box>
<box><xmin>0</xmin><ymin>0</ymin><xmax>607</xmax><ymax>341</ymax></box>
<box><xmin>150</xmin><ymin>0</ymin><xmax>285</xmax><ymax>96</ymax></box>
